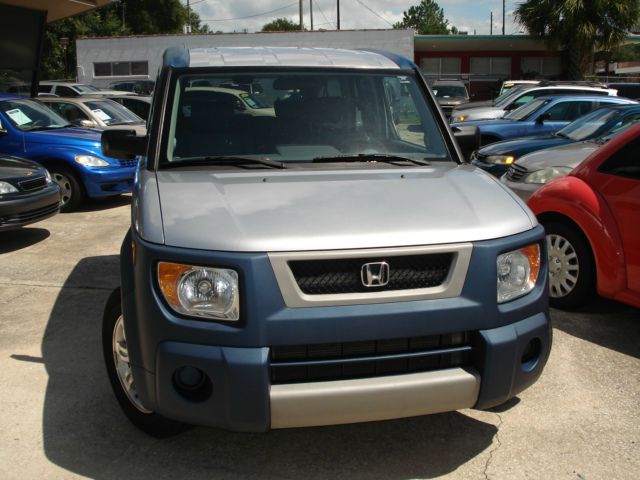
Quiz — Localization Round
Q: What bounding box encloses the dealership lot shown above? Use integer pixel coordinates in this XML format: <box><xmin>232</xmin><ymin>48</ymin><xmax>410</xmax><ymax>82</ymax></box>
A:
<box><xmin>0</xmin><ymin>198</ymin><xmax>638</xmax><ymax>480</ymax></box>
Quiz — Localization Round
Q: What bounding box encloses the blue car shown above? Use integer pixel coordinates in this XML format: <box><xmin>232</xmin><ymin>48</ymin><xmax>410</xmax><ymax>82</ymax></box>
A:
<box><xmin>0</xmin><ymin>93</ymin><xmax>137</xmax><ymax>211</ymax></box>
<box><xmin>452</xmin><ymin>95</ymin><xmax>635</xmax><ymax>159</ymax></box>
<box><xmin>471</xmin><ymin>103</ymin><xmax>640</xmax><ymax>177</ymax></box>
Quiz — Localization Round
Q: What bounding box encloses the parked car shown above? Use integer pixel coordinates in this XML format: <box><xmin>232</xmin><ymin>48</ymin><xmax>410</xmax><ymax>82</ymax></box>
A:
<box><xmin>38</xmin><ymin>97</ymin><xmax>146</xmax><ymax>135</ymax></box>
<box><xmin>498</xmin><ymin>80</ymin><xmax>540</xmax><ymax>96</ymax></box>
<box><xmin>500</xmin><ymin>122</ymin><xmax>637</xmax><ymax>202</ymax></box>
<box><xmin>431</xmin><ymin>80</ymin><xmax>469</xmax><ymax>117</ymax></box>
<box><xmin>471</xmin><ymin>102</ymin><xmax>640</xmax><ymax>177</ymax></box>
<box><xmin>450</xmin><ymin>84</ymin><xmax>618</xmax><ymax>123</ymax></box>
<box><xmin>0</xmin><ymin>154</ymin><xmax>60</xmax><ymax>230</ymax></box>
<box><xmin>0</xmin><ymin>93</ymin><xmax>137</xmax><ymax>212</ymax></box>
<box><xmin>606</xmin><ymin>82</ymin><xmax>640</xmax><ymax>100</ymax></box>
<box><xmin>108</xmin><ymin>80</ymin><xmax>155</xmax><ymax>95</ymax></box>
<box><xmin>107</xmin><ymin>95</ymin><xmax>152</xmax><ymax>121</ymax></box>
<box><xmin>183</xmin><ymin>86</ymin><xmax>275</xmax><ymax>117</ymax></box>
<box><xmin>528</xmin><ymin>123</ymin><xmax>640</xmax><ymax>309</ymax></box>
<box><xmin>38</xmin><ymin>81</ymin><xmax>132</xmax><ymax>98</ymax></box>
<box><xmin>100</xmin><ymin>46</ymin><xmax>550</xmax><ymax>437</ymax></box>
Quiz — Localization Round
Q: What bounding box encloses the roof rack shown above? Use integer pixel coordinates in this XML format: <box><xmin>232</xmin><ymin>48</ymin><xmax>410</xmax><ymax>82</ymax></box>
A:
<box><xmin>536</xmin><ymin>80</ymin><xmax>609</xmax><ymax>88</ymax></box>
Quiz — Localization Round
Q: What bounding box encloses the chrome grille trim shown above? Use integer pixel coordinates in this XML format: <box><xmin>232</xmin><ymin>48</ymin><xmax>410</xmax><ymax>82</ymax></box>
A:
<box><xmin>269</xmin><ymin>243</ymin><xmax>473</xmax><ymax>308</ymax></box>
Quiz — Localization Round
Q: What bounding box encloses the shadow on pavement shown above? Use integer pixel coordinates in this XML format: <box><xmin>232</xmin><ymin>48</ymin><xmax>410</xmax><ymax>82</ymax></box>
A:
<box><xmin>551</xmin><ymin>298</ymin><xmax>640</xmax><ymax>359</ymax></box>
<box><xmin>0</xmin><ymin>227</ymin><xmax>50</xmax><ymax>254</ymax></box>
<box><xmin>76</xmin><ymin>194</ymin><xmax>131</xmax><ymax>213</ymax></box>
<box><xmin>42</xmin><ymin>255</ymin><xmax>497</xmax><ymax>480</ymax></box>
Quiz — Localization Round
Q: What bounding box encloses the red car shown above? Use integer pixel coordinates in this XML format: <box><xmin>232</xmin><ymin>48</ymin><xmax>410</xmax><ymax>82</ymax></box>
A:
<box><xmin>528</xmin><ymin>123</ymin><xmax>640</xmax><ymax>309</ymax></box>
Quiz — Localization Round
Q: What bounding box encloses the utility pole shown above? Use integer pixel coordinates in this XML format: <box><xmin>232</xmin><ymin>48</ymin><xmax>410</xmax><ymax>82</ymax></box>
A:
<box><xmin>490</xmin><ymin>12</ymin><xmax>493</xmax><ymax>35</ymax></box>
<box><xmin>299</xmin><ymin>0</ymin><xmax>303</xmax><ymax>29</ymax></box>
<box><xmin>337</xmin><ymin>0</ymin><xmax>340</xmax><ymax>30</ymax></box>
<box><xmin>121</xmin><ymin>0</ymin><xmax>125</xmax><ymax>29</ymax></box>
<box><xmin>310</xmin><ymin>0</ymin><xmax>314</xmax><ymax>31</ymax></box>
<box><xmin>187</xmin><ymin>0</ymin><xmax>191</xmax><ymax>33</ymax></box>
<box><xmin>502</xmin><ymin>0</ymin><xmax>505</xmax><ymax>35</ymax></box>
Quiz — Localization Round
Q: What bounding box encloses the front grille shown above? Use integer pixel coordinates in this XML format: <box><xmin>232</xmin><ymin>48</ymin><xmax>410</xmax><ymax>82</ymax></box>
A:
<box><xmin>117</xmin><ymin>158</ymin><xmax>139</xmax><ymax>168</ymax></box>
<box><xmin>18</xmin><ymin>176</ymin><xmax>47</xmax><ymax>192</ymax></box>
<box><xmin>289</xmin><ymin>253</ymin><xmax>453</xmax><ymax>295</ymax></box>
<box><xmin>0</xmin><ymin>202</ymin><xmax>59</xmax><ymax>226</ymax></box>
<box><xmin>506</xmin><ymin>163</ymin><xmax>528</xmax><ymax>181</ymax></box>
<box><xmin>270</xmin><ymin>332</ymin><xmax>473</xmax><ymax>384</ymax></box>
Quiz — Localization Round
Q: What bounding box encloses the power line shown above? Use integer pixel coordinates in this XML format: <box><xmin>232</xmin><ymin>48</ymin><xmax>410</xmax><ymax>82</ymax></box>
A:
<box><xmin>199</xmin><ymin>2</ymin><xmax>299</xmax><ymax>22</ymax></box>
<box><xmin>314</xmin><ymin>1</ymin><xmax>335</xmax><ymax>29</ymax></box>
<box><xmin>354</xmin><ymin>0</ymin><xmax>394</xmax><ymax>27</ymax></box>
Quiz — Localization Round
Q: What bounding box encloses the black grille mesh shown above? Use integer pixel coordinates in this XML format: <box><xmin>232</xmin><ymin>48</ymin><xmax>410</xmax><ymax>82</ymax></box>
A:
<box><xmin>270</xmin><ymin>332</ymin><xmax>472</xmax><ymax>384</ymax></box>
<box><xmin>18</xmin><ymin>176</ymin><xmax>47</xmax><ymax>192</ymax></box>
<box><xmin>289</xmin><ymin>253</ymin><xmax>453</xmax><ymax>294</ymax></box>
<box><xmin>117</xmin><ymin>158</ymin><xmax>139</xmax><ymax>168</ymax></box>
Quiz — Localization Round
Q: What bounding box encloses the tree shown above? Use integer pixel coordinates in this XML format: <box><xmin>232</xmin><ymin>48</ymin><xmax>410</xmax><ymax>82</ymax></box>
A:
<box><xmin>515</xmin><ymin>0</ymin><xmax>640</xmax><ymax>79</ymax></box>
<box><xmin>261</xmin><ymin>18</ymin><xmax>302</xmax><ymax>32</ymax></box>
<box><xmin>41</xmin><ymin>0</ymin><xmax>208</xmax><ymax>79</ymax></box>
<box><xmin>393</xmin><ymin>0</ymin><xmax>456</xmax><ymax>35</ymax></box>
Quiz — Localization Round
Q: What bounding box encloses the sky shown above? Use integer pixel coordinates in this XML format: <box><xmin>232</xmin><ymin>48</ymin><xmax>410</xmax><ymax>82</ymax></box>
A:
<box><xmin>183</xmin><ymin>0</ymin><xmax>523</xmax><ymax>36</ymax></box>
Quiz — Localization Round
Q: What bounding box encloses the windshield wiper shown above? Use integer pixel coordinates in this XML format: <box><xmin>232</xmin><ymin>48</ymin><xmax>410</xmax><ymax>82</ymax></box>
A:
<box><xmin>165</xmin><ymin>156</ymin><xmax>286</xmax><ymax>169</ymax></box>
<box><xmin>312</xmin><ymin>154</ymin><xmax>431</xmax><ymax>166</ymax></box>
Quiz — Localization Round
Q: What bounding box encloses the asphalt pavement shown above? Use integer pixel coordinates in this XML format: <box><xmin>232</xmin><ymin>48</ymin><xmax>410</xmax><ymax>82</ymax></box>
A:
<box><xmin>0</xmin><ymin>196</ymin><xmax>638</xmax><ymax>480</ymax></box>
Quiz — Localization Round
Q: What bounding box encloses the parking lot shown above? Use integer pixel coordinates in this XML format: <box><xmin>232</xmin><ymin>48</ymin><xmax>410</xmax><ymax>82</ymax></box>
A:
<box><xmin>0</xmin><ymin>197</ymin><xmax>638</xmax><ymax>480</ymax></box>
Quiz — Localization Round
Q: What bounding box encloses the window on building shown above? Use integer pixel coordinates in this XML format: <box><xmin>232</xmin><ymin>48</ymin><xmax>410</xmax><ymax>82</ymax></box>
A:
<box><xmin>521</xmin><ymin>57</ymin><xmax>562</xmax><ymax>77</ymax></box>
<box><xmin>470</xmin><ymin>57</ymin><xmax>512</xmax><ymax>77</ymax></box>
<box><xmin>93</xmin><ymin>61</ymin><xmax>150</xmax><ymax>77</ymax></box>
<box><xmin>420</xmin><ymin>57</ymin><xmax>461</xmax><ymax>77</ymax></box>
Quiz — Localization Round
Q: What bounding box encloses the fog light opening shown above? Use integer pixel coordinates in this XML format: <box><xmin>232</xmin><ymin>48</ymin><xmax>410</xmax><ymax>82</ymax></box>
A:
<box><xmin>172</xmin><ymin>366</ymin><xmax>213</xmax><ymax>402</ymax></box>
<box><xmin>521</xmin><ymin>338</ymin><xmax>542</xmax><ymax>372</ymax></box>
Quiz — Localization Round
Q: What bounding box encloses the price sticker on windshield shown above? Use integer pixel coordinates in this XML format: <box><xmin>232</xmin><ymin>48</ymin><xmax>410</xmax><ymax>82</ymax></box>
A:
<box><xmin>92</xmin><ymin>109</ymin><xmax>112</xmax><ymax>121</ymax></box>
<box><xmin>6</xmin><ymin>108</ymin><xmax>32</xmax><ymax>126</ymax></box>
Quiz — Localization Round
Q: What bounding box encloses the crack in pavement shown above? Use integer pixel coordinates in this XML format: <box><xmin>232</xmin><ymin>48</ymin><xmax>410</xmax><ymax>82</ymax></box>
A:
<box><xmin>483</xmin><ymin>410</ymin><xmax>503</xmax><ymax>480</ymax></box>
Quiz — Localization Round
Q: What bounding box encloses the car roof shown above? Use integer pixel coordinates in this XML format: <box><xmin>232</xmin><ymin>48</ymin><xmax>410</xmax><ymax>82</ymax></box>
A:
<box><xmin>432</xmin><ymin>80</ymin><xmax>466</xmax><ymax>86</ymax></box>
<box><xmin>534</xmin><ymin>95</ymin><xmax>636</xmax><ymax>103</ymax></box>
<box><xmin>163</xmin><ymin>47</ymin><xmax>408</xmax><ymax>70</ymax></box>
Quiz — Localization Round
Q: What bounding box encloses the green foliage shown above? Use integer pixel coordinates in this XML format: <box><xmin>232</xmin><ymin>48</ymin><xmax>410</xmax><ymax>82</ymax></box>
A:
<box><xmin>515</xmin><ymin>0</ymin><xmax>640</xmax><ymax>79</ymax></box>
<box><xmin>261</xmin><ymin>18</ymin><xmax>302</xmax><ymax>32</ymax></box>
<box><xmin>393</xmin><ymin>0</ymin><xmax>456</xmax><ymax>35</ymax></box>
<box><xmin>41</xmin><ymin>0</ymin><xmax>208</xmax><ymax>80</ymax></box>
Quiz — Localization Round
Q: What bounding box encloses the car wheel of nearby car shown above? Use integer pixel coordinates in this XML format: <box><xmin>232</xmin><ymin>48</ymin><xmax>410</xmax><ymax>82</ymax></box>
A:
<box><xmin>102</xmin><ymin>288</ymin><xmax>189</xmax><ymax>438</ymax></box>
<box><xmin>544</xmin><ymin>221</ymin><xmax>595</xmax><ymax>309</ymax></box>
<box><xmin>50</xmin><ymin>168</ymin><xmax>83</xmax><ymax>213</ymax></box>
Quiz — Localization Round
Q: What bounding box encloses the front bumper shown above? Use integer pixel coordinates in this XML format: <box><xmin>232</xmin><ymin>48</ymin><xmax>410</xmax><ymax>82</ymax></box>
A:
<box><xmin>80</xmin><ymin>165</ymin><xmax>136</xmax><ymax>198</ymax></box>
<box><xmin>120</xmin><ymin>226</ymin><xmax>551</xmax><ymax>431</ymax></box>
<box><xmin>0</xmin><ymin>183</ymin><xmax>60</xmax><ymax>230</ymax></box>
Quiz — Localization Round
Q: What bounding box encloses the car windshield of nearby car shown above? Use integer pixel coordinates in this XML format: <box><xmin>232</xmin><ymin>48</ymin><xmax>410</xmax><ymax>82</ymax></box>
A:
<box><xmin>556</xmin><ymin>108</ymin><xmax>621</xmax><ymax>141</ymax></box>
<box><xmin>0</xmin><ymin>98</ymin><xmax>70</xmax><ymax>131</ymax></box>
<box><xmin>74</xmin><ymin>84</ymin><xmax>101</xmax><ymax>93</ymax></box>
<box><xmin>493</xmin><ymin>86</ymin><xmax>529</xmax><ymax>107</ymax></box>
<box><xmin>163</xmin><ymin>71</ymin><xmax>448</xmax><ymax>167</ymax></box>
<box><xmin>84</xmin><ymin>99</ymin><xmax>143</xmax><ymax>125</ymax></box>
<box><xmin>503</xmin><ymin>98</ymin><xmax>551</xmax><ymax>121</ymax></box>
<box><xmin>433</xmin><ymin>85</ymin><xmax>467</xmax><ymax>98</ymax></box>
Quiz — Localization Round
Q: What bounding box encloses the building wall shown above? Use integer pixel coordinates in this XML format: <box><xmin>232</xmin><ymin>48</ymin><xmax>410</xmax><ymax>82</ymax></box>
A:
<box><xmin>76</xmin><ymin>30</ymin><xmax>414</xmax><ymax>87</ymax></box>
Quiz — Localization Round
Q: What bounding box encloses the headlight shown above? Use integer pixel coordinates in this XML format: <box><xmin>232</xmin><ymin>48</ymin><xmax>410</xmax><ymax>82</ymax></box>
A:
<box><xmin>453</xmin><ymin>115</ymin><xmax>467</xmax><ymax>122</ymax></box>
<box><xmin>158</xmin><ymin>262</ymin><xmax>239</xmax><ymax>321</ymax></box>
<box><xmin>524</xmin><ymin>166</ymin><xmax>573</xmax><ymax>184</ymax></box>
<box><xmin>75</xmin><ymin>154</ymin><xmax>109</xmax><ymax>167</ymax></box>
<box><xmin>485</xmin><ymin>155</ymin><xmax>515</xmax><ymax>165</ymax></box>
<box><xmin>0</xmin><ymin>181</ymin><xmax>18</xmax><ymax>194</ymax></box>
<box><xmin>497</xmin><ymin>244</ymin><xmax>541</xmax><ymax>303</ymax></box>
<box><xmin>44</xmin><ymin>169</ymin><xmax>53</xmax><ymax>184</ymax></box>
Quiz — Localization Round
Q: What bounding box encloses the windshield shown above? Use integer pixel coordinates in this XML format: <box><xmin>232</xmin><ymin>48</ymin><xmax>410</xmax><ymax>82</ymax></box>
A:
<box><xmin>504</xmin><ymin>98</ymin><xmax>550</xmax><ymax>121</ymax></box>
<box><xmin>84</xmin><ymin>99</ymin><xmax>143</xmax><ymax>125</ymax></box>
<box><xmin>74</xmin><ymin>84</ymin><xmax>100</xmax><ymax>93</ymax></box>
<box><xmin>494</xmin><ymin>86</ymin><xmax>532</xmax><ymax>107</ymax></box>
<box><xmin>557</xmin><ymin>108</ymin><xmax>619</xmax><ymax>141</ymax></box>
<box><xmin>433</xmin><ymin>85</ymin><xmax>467</xmax><ymax>98</ymax></box>
<box><xmin>164</xmin><ymin>71</ymin><xmax>449</xmax><ymax>166</ymax></box>
<box><xmin>0</xmin><ymin>98</ymin><xmax>69</xmax><ymax>131</ymax></box>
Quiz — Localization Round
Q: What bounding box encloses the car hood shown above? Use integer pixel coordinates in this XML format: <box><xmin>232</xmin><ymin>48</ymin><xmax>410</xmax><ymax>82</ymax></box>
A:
<box><xmin>452</xmin><ymin>118</ymin><xmax>515</xmax><ymax>128</ymax></box>
<box><xmin>516</xmin><ymin>140</ymin><xmax>600</xmax><ymax>171</ymax></box>
<box><xmin>479</xmin><ymin>135</ymin><xmax>570</xmax><ymax>157</ymax></box>
<box><xmin>454</xmin><ymin>100</ymin><xmax>494</xmax><ymax>110</ymax></box>
<box><xmin>155</xmin><ymin>164</ymin><xmax>535</xmax><ymax>252</ymax></box>
<box><xmin>437</xmin><ymin>97</ymin><xmax>468</xmax><ymax>106</ymax></box>
<box><xmin>0</xmin><ymin>155</ymin><xmax>43</xmax><ymax>180</ymax></box>
<box><xmin>24</xmin><ymin>127</ymin><xmax>101</xmax><ymax>147</ymax></box>
<box><xmin>452</xmin><ymin>107</ymin><xmax>504</xmax><ymax>121</ymax></box>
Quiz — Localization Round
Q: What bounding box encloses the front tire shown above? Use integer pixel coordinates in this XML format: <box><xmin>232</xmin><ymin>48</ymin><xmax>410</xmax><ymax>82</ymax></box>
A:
<box><xmin>544</xmin><ymin>221</ymin><xmax>596</xmax><ymax>309</ymax></box>
<box><xmin>102</xmin><ymin>288</ymin><xmax>188</xmax><ymax>437</ymax></box>
<box><xmin>50</xmin><ymin>167</ymin><xmax>84</xmax><ymax>212</ymax></box>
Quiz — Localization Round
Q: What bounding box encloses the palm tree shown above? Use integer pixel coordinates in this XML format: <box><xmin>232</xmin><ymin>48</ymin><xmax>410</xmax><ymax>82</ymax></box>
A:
<box><xmin>515</xmin><ymin>0</ymin><xmax>640</xmax><ymax>79</ymax></box>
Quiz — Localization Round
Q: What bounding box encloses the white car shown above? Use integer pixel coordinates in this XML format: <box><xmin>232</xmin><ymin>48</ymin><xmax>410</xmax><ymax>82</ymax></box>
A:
<box><xmin>38</xmin><ymin>81</ymin><xmax>133</xmax><ymax>98</ymax></box>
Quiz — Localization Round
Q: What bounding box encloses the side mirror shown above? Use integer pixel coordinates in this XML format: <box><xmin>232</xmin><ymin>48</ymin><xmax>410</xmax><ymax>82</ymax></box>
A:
<box><xmin>536</xmin><ymin>113</ymin><xmax>550</xmax><ymax>124</ymax></box>
<box><xmin>79</xmin><ymin>119</ymin><xmax>98</xmax><ymax>128</ymax></box>
<box><xmin>102</xmin><ymin>129</ymin><xmax>147</xmax><ymax>159</ymax></box>
<box><xmin>452</xmin><ymin>125</ymin><xmax>480</xmax><ymax>161</ymax></box>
